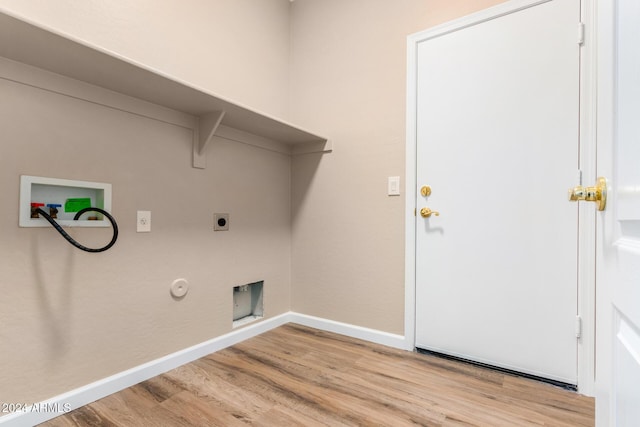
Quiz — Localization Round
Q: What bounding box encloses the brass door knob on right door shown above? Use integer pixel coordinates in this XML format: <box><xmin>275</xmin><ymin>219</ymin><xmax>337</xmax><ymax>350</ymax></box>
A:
<box><xmin>420</xmin><ymin>207</ymin><xmax>440</xmax><ymax>218</ymax></box>
<box><xmin>568</xmin><ymin>177</ymin><xmax>607</xmax><ymax>211</ymax></box>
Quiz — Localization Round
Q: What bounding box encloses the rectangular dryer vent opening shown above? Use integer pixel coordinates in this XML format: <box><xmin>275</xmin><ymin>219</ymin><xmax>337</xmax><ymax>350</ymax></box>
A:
<box><xmin>232</xmin><ymin>281</ymin><xmax>264</xmax><ymax>328</ymax></box>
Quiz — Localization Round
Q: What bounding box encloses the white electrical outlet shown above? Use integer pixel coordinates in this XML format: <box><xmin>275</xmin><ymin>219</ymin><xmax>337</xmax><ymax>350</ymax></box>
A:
<box><xmin>137</xmin><ymin>210</ymin><xmax>151</xmax><ymax>232</ymax></box>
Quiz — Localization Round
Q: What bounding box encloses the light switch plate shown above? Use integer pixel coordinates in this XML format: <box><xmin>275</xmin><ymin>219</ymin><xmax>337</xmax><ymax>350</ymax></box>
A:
<box><xmin>388</xmin><ymin>176</ymin><xmax>400</xmax><ymax>196</ymax></box>
<box><xmin>137</xmin><ymin>210</ymin><xmax>151</xmax><ymax>232</ymax></box>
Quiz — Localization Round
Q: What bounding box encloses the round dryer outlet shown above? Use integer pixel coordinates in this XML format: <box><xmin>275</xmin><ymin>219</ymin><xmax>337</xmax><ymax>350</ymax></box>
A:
<box><xmin>213</xmin><ymin>213</ymin><xmax>229</xmax><ymax>231</ymax></box>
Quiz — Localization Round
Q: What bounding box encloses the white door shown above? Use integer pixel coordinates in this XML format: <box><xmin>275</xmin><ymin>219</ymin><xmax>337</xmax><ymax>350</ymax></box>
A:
<box><xmin>414</xmin><ymin>0</ymin><xmax>580</xmax><ymax>384</ymax></box>
<box><xmin>595</xmin><ymin>0</ymin><xmax>640</xmax><ymax>424</ymax></box>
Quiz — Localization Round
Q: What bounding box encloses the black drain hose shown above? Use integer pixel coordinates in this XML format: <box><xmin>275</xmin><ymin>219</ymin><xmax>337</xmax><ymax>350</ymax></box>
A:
<box><xmin>36</xmin><ymin>207</ymin><xmax>118</xmax><ymax>253</ymax></box>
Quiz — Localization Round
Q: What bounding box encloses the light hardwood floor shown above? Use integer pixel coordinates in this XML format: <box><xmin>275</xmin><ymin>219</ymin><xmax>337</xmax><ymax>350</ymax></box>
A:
<box><xmin>41</xmin><ymin>324</ymin><xmax>594</xmax><ymax>426</ymax></box>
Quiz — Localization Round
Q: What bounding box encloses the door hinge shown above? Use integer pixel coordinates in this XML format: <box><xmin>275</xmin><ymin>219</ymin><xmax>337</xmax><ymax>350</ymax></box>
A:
<box><xmin>577</xmin><ymin>22</ymin><xmax>585</xmax><ymax>45</ymax></box>
<box><xmin>575</xmin><ymin>315</ymin><xmax>582</xmax><ymax>339</ymax></box>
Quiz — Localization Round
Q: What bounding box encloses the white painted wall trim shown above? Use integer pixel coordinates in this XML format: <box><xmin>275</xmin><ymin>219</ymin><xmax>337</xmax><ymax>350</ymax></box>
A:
<box><xmin>576</xmin><ymin>0</ymin><xmax>597</xmax><ymax>397</ymax></box>
<box><xmin>594</xmin><ymin>1</ymin><xmax>616</xmax><ymax>423</ymax></box>
<box><xmin>288</xmin><ymin>313</ymin><xmax>407</xmax><ymax>350</ymax></box>
<box><xmin>404</xmin><ymin>25</ymin><xmax>418</xmax><ymax>354</ymax></box>
<box><xmin>405</xmin><ymin>0</ymin><xmax>597</xmax><ymax>394</ymax></box>
<box><xmin>0</xmin><ymin>312</ymin><xmax>407</xmax><ymax>426</ymax></box>
<box><xmin>0</xmin><ymin>313</ymin><xmax>291</xmax><ymax>427</ymax></box>
<box><xmin>408</xmin><ymin>0</ymin><xmax>552</xmax><ymax>44</ymax></box>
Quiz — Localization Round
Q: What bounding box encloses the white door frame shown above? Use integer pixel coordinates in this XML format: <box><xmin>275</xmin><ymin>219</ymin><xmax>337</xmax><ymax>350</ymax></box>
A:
<box><xmin>594</xmin><ymin>0</ymin><xmax>640</xmax><ymax>423</ymax></box>
<box><xmin>404</xmin><ymin>0</ymin><xmax>597</xmax><ymax>395</ymax></box>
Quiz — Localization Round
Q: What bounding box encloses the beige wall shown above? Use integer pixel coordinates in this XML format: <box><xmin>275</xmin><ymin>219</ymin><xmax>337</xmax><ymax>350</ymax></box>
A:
<box><xmin>0</xmin><ymin>0</ymin><xmax>506</xmax><ymax>408</ymax></box>
<box><xmin>0</xmin><ymin>0</ymin><xmax>292</xmax><ymax>405</ymax></box>
<box><xmin>289</xmin><ymin>0</ymin><xmax>505</xmax><ymax>334</ymax></box>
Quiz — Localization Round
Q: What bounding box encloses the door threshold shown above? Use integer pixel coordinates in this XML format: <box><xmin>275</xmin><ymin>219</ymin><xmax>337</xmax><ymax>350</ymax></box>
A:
<box><xmin>415</xmin><ymin>348</ymin><xmax>577</xmax><ymax>392</ymax></box>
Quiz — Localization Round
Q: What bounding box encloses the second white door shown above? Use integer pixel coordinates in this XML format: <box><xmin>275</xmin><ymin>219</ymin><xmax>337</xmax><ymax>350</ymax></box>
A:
<box><xmin>414</xmin><ymin>0</ymin><xmax>581</xmax><ymax>384</ymax></box>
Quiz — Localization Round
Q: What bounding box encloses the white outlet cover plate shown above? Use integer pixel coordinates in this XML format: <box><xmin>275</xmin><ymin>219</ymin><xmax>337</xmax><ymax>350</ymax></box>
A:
<box><xmin>137</xmin><ymin>210</ymin><xmax>151</xmax><ymax>232</ymax></box>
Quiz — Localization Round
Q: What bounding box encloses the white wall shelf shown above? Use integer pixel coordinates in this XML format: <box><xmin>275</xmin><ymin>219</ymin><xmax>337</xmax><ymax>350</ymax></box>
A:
<box><xmin>0</xmin><ymin>10</ymin><xmax>330</xmax><ymax>168</ymax></box>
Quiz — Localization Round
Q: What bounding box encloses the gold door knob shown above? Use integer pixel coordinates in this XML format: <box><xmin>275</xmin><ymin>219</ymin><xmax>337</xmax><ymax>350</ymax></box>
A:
<box><xmin>420</xmin><ymin>186</ymin><xmax>432</xmax><ymax>197</ymax></box>
<box><xmin>568</xmin><ymin>177</ymin><xmax>607</xmax><ymax>211</ymax></box>
<box><xmin>420</xmin><ymin>207</ymin><xmax>440</xmax><ymax>218</ymax></box>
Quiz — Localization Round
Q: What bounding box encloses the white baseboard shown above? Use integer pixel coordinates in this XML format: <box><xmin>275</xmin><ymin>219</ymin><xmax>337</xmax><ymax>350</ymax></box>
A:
<box><xmin>0</xmin><ymin>312</ymin><xmax>407</xmax><ymax>426</ymax></box>
<box><xmin>0</xmin><ymin>313</ymin><xmax>291</xmax><ymax>426</ymax></box>
<box><xmin>288</xmin><ymin>312</ymin><xmax>408</xmax><ymax>350</ymax></box>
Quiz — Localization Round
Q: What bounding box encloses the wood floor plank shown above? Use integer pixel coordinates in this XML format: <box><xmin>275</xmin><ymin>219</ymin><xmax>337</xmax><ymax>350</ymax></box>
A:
<box><xmin>39</xmin><ymin>324</ymin><xmax>594</xmax><ymax>426</ymax></box>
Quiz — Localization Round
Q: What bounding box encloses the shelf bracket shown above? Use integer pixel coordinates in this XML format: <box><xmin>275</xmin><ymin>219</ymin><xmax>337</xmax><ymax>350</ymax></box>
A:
<box><xmin>193</xmin><ymin>110</ymin><xmax>226</xmax><ymax>169</ymax></box>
